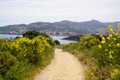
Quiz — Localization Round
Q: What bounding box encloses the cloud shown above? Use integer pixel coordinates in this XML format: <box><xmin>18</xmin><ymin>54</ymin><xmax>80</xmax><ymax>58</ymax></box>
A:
<box><xmin>0</xmin><ymin>0</ymin><xmax>120</xmax><ymax>26</ymax></box>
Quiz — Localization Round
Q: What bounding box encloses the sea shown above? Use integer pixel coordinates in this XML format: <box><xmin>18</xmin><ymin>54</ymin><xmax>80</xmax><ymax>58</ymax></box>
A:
<box><xmin>0</xmin><ymin>34</ymin><xmax>76</xmax><ymax>44</ymax></box>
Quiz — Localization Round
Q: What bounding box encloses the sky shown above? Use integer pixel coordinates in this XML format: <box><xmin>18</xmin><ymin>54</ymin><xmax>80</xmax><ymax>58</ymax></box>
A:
<box><xmin>0</xmin><ymin>0</ymin><xmax>120</xmax><ymax>26</ymax></box>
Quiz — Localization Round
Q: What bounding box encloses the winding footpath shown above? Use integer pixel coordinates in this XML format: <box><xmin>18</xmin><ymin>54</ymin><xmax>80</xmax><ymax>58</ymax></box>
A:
<box><xmin>34</xmin><ymin>49</ymin><xmax>84</xmax><ymax>80</ymax></box>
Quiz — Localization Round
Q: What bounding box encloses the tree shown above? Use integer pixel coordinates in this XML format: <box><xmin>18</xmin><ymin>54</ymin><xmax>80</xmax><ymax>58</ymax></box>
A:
<box><xmin>23</xmin><ymin>30</ymin><xmax>50</xmax><ymax>39</ymax></box>
<box><xmin>54</xmin><ymin>40</ymin><xmax>60</xmax><ymax>45</ymax></box>
<box><xmin>23</xmin><ymin>30</ymin><xmax>40</xmax><ymax>39</ymax></box>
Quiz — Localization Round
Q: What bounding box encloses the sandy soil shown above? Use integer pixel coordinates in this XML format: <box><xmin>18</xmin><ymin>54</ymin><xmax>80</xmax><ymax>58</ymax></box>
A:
<box><xmin>34</xmin><ymin>49</ymin><xmax>84</xmax><ymax>80</ymax></box>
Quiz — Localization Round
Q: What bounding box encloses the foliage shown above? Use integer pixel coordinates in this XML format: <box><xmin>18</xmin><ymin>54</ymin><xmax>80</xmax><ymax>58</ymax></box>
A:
<box><xmin>95</xmin><ymin>24</ymin><xmax>120</xmax><ymax>79</ymax></box>
<box><xmin>0</xmin><ymin>33</ymin><xmax>55</xmax><ymax>80</ymax></box>
<box><xmin>0</xmin><ymin>51</ymin><xmax>19</xmax><ymax>80</ymax></box>
<box><xmin>23</xmin><ymin>30</ymin><xmax>50</xmax><ymax>39</ymax></box>
<box><xmin>54</xmin><ymin>40</ymin><xmax>60</xmax><ymax>45</ymax></box>
<box><xmin>78</xmin><ymin>35</ymin><xmax>99</xmax><ymax>49</ymax></box>
<box><xmin>62</xmin><ymin>23</ymin><xmax>120</xmax><ymax>80</ymax></box>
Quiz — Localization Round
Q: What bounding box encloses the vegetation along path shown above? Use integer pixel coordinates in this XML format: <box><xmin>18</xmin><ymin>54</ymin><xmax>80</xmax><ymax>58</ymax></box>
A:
<box><xmin>34</xmin><ymin>48</ymin><xmax>84</xmax><ymax>80</ymax></box>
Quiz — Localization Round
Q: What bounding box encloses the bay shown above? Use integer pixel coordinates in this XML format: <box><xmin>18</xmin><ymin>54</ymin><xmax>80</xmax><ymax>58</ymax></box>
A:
<box><xmin>50</xmin><ymin>35</ymin><xmax>77</xmax><ymax>44</ymax></box>
<box><xmin>0</xmin><ymin>34</ymin><xmax>22</xmax><ymax>39</ymax></box>
<box><xmin>0</xmin><ymin>34</ymin><xmax>76</xmax><ymax>44</ymax></box>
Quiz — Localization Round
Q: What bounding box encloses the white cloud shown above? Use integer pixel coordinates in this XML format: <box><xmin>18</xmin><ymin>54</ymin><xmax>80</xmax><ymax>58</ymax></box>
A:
<box><xmin>0</xmin><ymin>0</ymin><xmax>120</xmax><ymax>26</ymax></box>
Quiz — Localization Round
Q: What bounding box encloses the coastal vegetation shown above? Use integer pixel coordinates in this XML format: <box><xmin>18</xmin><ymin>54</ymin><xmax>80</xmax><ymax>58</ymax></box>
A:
<box><xmin>0</xmin><ymin>31</ymin><xmax>56</xmax><ymax>80</ymax></box>
<box><xmin>1</xmin><ymin>23</ymin><xmax>120</xmax><ymax>80</ymax></box>
<box><xmin>61</xmin><ymin>23</ymin><xmax>120</xmax><ymax>80</ymax></box>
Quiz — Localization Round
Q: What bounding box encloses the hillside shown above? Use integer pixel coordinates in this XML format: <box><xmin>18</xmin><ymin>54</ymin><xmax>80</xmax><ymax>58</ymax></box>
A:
<box><xmin>0</xmin><ymin>20</ymin><xmax>119</xmax><ymax>35</ymax></box>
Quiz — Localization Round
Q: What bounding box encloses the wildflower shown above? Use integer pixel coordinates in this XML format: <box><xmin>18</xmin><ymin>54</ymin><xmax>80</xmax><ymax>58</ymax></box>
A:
<box><xmin>101</xmin><ymin>40</ymin><xmax>105</xmax><ymax>44</ymax></box>
<box><xmin>109</xmin><ymin>51</ymin><xmax>113</xmax><ymax>59</ymax></box>
<box><xmin>106</xmin><ymin>36</ymin><xmax>110</xmax><ymax>40</ymax></box>
<box><xmin>105</xmin><ymin>49</ymin><xmax>108</xmax><ymax>52</ymax></box>
<box><xmin>109</xmin><ymin>44</ymin><xmax>111</xmax><ymax>47</ymax></box>
<box><xmin>109</xmin><ymin>53</ymin><xmax>113</xmax><ymax>59</ymax></box>
<box><xmin>117</xmin><ymin>43</ymin><xmax>120</xmax><ymax>47</ymax></box>
<box><xmin>109</xmin><ymin>34</ymin><xmax>112</xmax><ymax>38</ymax></box>
<box><xmin>118</xmin><ymin>23</ymin><xmax>120</xmax><ymax>29</ymax></box>
<box><xmin>100</xmin><ymin>34</ymin><xmax>103</xmax><ymax>37</ymax></box>
<box><xmin>115</xmin><ymin>31</ymin><xmax>119</xmax><ymax>36</ymax></box>
<box><xmin>102</xmin><ymin>37</ymin><xmax>105</xmax><ymax>40</ymax></box>
<box><xmin>113</xmin><ymin>38</ymin><xmax>117</xmax><ymax>41</ymax></box>
<box><xmin>98</xmin><ymin>44</ymin><xmax>102</xmax><ymax>49</ymax></box>
<box><xmin>108</xmin><ymin>25</ymin><xmax>114</xmax><ymax>32</ymax></box>
<box><xmin>101</xmin><ymin>37</ymin><xmax>106</xmax><ymax>44</ymax></box>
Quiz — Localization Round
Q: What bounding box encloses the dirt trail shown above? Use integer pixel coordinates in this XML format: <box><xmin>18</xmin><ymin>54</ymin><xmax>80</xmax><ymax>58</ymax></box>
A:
<box><xmin>34</xmin><ymin>49</ymin><xmax>84</xmax><ymax>80</ymax></box>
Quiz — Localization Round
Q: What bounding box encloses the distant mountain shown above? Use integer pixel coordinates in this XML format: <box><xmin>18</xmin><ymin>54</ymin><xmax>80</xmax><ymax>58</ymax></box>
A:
<box><xmin>0</xmin><ymin>20</ymin><xmax>119</xmax><ymax>35</ymax></box>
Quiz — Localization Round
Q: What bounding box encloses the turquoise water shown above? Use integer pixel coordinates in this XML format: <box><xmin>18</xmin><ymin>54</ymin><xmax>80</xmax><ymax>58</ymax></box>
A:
<box><xmin>0</xmin><ymin>34</ymin><xmax>76</xmax><ymax>44</ymax></box>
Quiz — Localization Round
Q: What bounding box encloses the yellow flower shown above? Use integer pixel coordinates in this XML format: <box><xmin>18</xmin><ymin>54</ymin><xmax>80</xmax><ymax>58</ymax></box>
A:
<box><xmin>105</xmin><ymin>49</ymin><xmax>108</xmax><ymax>52</ymax></box>
<box><xmin>109</xmin><ymin>51</ymin><xmax>113</xmax><ymax>59</ymax></box>
<box><xmin>100</xmin><ymin>34</ymin><xmax>103</xmax><ymax>37</ymax></box>
<box><xmin>113</xmin><ymin>38</ymin><xmax>117</xmax><ymax>41</ymax></box>
<box><xmin>102</xmin><ymin>37</ymin><xmax>105</xmax><ymax>40</ymax></box>
<box><xmin>108</xmin><ymin>25</ymin><xmax>113</xmax><ymax>32</ymax></box>
<box><xmin>109</xmin><ymin>53</ymin><xmax>113</xmax><ymax>59</ymax></box>
<box><xmin>117</xmin><ymin>43</ymin><xmax>120</xmax><ymax>47</ymax></box>
<box><xmin>109</xmin><ymin>34</ymin><xmax>112</xmax><ymax>38</ymax></box>
<box><xmin>106</xmin><ymin>36</ymin><xmax>110</xmax><ymax>40</ymax></box>
<box><xmin>118</xmin><ymin>23</ymin><xmax>120</xmax><ymax>29</ymax></box>
<box><xmin>101</xmin><ymin>37</ymin><xmax>106</xmax><ymax>44</ymax></box>
<box><xmin>109</xmin><ymin>44</ymin><xmax>111</xmax><ymax>47</ymax></box>
<box><xmin>98</xmin><ymin>44</ymin><xmax>102</xmax><ymax>49</ymax></box>
<box><xmin>115</xmin><ymin>31</ymin><xmax>119</xmax><ymax>36</ymax></box>
<box><xmin>101</xmin><ymin>40</ymin><xmax>105</xmax><ymax>44</ymax></box>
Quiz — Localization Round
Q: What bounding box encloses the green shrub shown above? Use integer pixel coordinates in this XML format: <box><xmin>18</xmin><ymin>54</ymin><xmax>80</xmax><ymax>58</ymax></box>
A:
<box><xmin>79</xmin><ymin>35</ymin><xmax>99</xmax><ymax>49</ymax></box>
<box><xmin>54</xmin><ymin>40</ymin><xmax>60</xmax><ymax>45</ymax></box>
<box><xmin>23</xmin><ymin>30</ymin><xmax>50</xmax><ymax>39</ymax></box>
<box><xmin>62</xmin><ymin>23</ymin><xmax>120</xmax><ymax>80</ymax></box>
<box><xmin>0</xmin><ymin>33</ymin><xmax>55</xmax><ymax>80</ymax></box>
<box><xmin>0</xmin><ymin>51</ymin><xmax>20</xmax><ymax>80</ymax></box>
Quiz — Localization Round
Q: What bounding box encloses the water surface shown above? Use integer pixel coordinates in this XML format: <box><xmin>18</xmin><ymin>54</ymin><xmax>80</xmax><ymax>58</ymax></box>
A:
<box><xmin>0</xmin><ymin>34</ymin><xmax>76</xmax><ymax>44</ymax></box>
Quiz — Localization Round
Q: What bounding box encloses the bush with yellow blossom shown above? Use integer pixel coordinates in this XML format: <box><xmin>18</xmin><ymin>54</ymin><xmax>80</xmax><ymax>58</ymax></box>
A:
<box><xmin>94</xmin><ymin>23</ymin><xmax>120</xmax><ymax>80</ymax></box>
<box><xmin>79</xmin><ymin>35</ymin><xmax>99</xmax><ymax>49</ymax></box>
<box><xmin>0</xmin><ymin>32</ymin><xmax>55</xmax><ymax>80</ymax></box>
<box><xmin>62</xmin><ymin>23</ymin><xmax>120</xmax><ymax>80</ymax></box>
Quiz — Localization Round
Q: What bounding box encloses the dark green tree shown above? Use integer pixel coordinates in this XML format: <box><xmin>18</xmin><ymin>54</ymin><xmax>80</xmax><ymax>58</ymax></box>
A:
<box><xmin>23</xmin><ymin>30</ymin><xmax>40</xmax><ymax>39</ymax></box>
<box><xmin>54</xmin><ymin>40</ymin><xmax>60</xmax><ymax>45</ymax></box>
<box><xmin>23</xmin><ymin>30</ymin><xmax>50</xmax><ymax>39</ymax></box>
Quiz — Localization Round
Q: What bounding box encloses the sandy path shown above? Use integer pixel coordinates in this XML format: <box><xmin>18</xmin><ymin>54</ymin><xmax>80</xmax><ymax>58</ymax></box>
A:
<box><xmin>34</xmin><ymin>49</ymin><xmax>84</xmax><ymax>80</ymax></box>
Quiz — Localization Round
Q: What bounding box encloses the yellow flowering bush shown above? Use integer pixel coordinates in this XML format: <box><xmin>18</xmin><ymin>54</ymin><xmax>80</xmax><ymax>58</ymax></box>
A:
<box><xmin>9</xmin><ymin>36</ymin><xmax>54</xmax><ymax>66</ymax></box>
<box><xmin>95</xmin><ymin>23</ymin><xmax>120</xmax><ymax>79</ymax></box>
<box><xmin>79</xmin><ymin>35</ymin><xmax>99</xmax><ymax>49</ymax></box>
<box><xmin>98</xmin><ymin>25</ymin><xmax>120</xmax><ymax>64</ymax></box>
<box><xmin>0</xmin><ymin>51</ymin><xmax>19</xmax><ymax>80</ymax></box>
<box><xmin>62</xmin><ymin>23</ymin><xmax>120</xmax><ymax>80</ymax></box>
<box><xmin>0</xmin><ymin>32</ymin><xmax>55</xmax><ymax>80</ymax></box>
